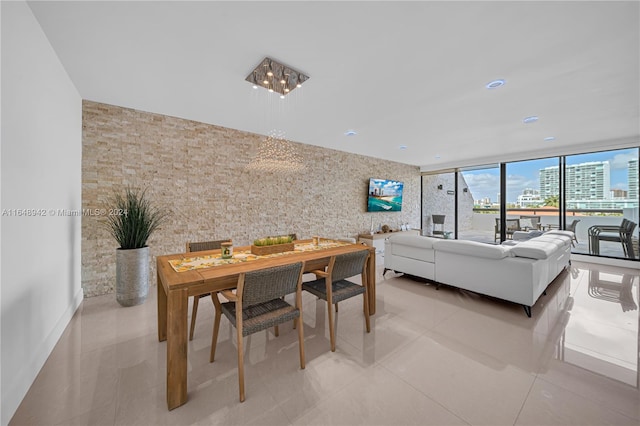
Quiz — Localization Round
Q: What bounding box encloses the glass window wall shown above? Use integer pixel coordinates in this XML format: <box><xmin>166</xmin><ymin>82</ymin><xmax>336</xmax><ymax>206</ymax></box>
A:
<box><xmin>458</xmin><ymin>166</ymin><xmax>500</xmax><ymax>244</ymax></box>
<box><xmin>506</xmin><ymin>157</ymin><xmax>560</xmax><ymax>240</ymax></box>
<box><xmin>423</xmin><ymin>146</ymin><xmax>639</xmax><ymax>261</ymax></box>
<box><xmin>566</xmin><ymin>148</ymin><xmax>639</xmax><ymax>259</ymax></box>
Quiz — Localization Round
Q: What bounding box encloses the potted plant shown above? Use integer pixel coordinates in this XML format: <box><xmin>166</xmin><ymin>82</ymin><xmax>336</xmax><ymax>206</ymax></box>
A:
<box><xmin>106</xmin><ymin>186</ymin><xmax>168</xmax><ymax>306</ymax></box>
<box><xmin>251</xmin><ymin>235</ymin><xmax>295</xmax><ymax>255</ymax></box>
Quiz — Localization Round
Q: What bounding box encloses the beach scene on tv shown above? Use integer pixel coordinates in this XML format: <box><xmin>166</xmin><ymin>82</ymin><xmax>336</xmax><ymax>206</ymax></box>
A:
<box><xmin>368</xmin><ymin>178</ymin><xmax>404</xmax><ymax>212</ymax></box>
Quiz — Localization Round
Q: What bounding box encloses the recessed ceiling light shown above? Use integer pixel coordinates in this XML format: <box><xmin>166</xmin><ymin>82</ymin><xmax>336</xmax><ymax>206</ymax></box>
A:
<box><xmin>544</xmin><ymin>136</ymin><xmax>556</xmax><ymax>142</ymax></box>
<box><xmin>435</xmin><ymin>155</ymin><xmax>441</xmax><ymax>159</ymax></box>
<box><xmin>280</xmin><ymin>95</ymin><xmax>285</xmax><ymax>99</ymax></box>
<box><xmin>399</xmin><ymin>145</ymin><xmax>407</xmax><ymax>150</ymax></box>
<box><xmin>486</xmin><ymin>79</ymin><xmax>505</xmax><ymax>89</ymax></box>
<box><xmin>344</xmin><ymin>130</ymin><xmax>357</xmax><ymax>136</ymax></box>
<box><xmin>523</xmin><ymin>116</ymin><xmax>539</xmax><ymax>124</ymax></box>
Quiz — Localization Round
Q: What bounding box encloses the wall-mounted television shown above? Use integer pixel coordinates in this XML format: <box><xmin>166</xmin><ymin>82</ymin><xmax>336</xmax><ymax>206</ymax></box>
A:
<box><xmin>367</xmin><ymin>178</ymin><xmax>403</xmax><ymax>212</ymax></box>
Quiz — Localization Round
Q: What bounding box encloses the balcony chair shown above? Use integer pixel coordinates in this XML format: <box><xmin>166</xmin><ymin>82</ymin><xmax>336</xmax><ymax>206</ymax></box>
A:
<box><xmin>494</xmin><ymin>218</ymin><xmax>521</xmax><ymax>242</ymax></box>
<box><xmin>302</xmin><ymin>250</ymin><xmax>370</xmax><ymax>352</ymax></box>
<box><xmin>588</xmin><ymin>219</ymin><xmax>637</xmax><ymax>258</ymax></box>
<box><xmin>566</xmin><ymin>219</ymin><xmax>580</xmax><ymax>247</ymax></box>
<box><xmin>209</xmin><ymin>262</ymin><xmax>305</xmax><ymax>402</ymax></box>
<box><xmin>185</xmin><ymin>238</ymin><xmax>231</xmax><ymax>340</ymax></box>
<box><xmin>519</xmin><ymin>215</ymin><xmax>541</xmax><ymax>231</ymax></box>
<box><xmin>432</xmin><ymin>215</ymin><xmax>446</xmax><ymax>237</ymax></box>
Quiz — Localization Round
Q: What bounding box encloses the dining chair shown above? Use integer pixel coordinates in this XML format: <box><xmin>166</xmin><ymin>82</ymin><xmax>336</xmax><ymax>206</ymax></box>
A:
<box><xmin>185</xmin><ymin>239</ymin><xmax>230</xmax><ymax>340</ymax></box>
<box><xmin>302</xmin><ymin>250</ymin><xmax>370</xmax><ymax>352</ymax></box>
<box><xmin>209</xmin><ymin>262</ymin><xmax>305</xmax><ymax>402</ymax></box>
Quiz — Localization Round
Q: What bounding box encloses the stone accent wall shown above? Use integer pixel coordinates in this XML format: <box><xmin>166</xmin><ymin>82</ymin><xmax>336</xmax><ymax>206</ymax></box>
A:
<box><xmin>82</xmin><ymin>101</ymin><xmax>420</xmax><ymax>297</ymax></box>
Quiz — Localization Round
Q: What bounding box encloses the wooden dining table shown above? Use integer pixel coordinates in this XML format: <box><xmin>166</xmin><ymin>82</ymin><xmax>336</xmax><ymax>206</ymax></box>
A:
<box><xmin>156</xmin><ymin>239</ymin><xmax>376</xmax><ymax>410</ymax></box>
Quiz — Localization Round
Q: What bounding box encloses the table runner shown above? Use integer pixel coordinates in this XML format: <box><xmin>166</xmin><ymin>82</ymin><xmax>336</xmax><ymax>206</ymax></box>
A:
<box><xmin>169</xmin><ymin>240</ymin><xmax>352</xmax><ymax>272</ymax></box>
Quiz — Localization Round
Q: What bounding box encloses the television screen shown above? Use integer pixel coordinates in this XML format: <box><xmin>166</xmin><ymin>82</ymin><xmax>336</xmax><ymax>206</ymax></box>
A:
<box><xmin>367</xmin><ymin>178</ymin><xmax>403</xmax><ymax>212</ymax></box>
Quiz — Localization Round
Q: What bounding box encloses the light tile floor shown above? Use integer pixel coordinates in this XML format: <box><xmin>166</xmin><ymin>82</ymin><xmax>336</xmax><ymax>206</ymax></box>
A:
<box><xmin>10</xmin><ymin>259</ymin><xmax>640</xmax><ymax>425</ymax></box>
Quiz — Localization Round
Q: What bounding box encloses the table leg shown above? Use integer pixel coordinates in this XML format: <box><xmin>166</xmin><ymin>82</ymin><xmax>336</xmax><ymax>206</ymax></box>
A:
<box><xmin>367</xmin><ymin>252</ymin><xmax>376</xmax><ymax>315</ymax></box>
<box><xmin>157</xmin><ymin>270</ymin><xmax>167</xmax><ymax>342</ymax></box>
<box><xmin>167</xmin><ymin>288</ymin><xmax>189</xmax><ymax>410</ymax></box>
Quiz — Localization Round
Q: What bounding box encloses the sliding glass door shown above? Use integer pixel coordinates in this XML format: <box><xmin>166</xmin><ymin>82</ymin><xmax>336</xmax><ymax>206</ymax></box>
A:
<box><xmin>566</xmin><ymin>148</ymin><xmax>639</xmax><ymax>259</ymax></box>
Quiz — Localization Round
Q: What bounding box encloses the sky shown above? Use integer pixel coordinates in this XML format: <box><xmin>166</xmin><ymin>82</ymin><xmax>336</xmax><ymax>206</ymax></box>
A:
<box><xmin>461</xmin><ymin>148</ymin><xmax>638</xmax><ymax>203</ymax></box>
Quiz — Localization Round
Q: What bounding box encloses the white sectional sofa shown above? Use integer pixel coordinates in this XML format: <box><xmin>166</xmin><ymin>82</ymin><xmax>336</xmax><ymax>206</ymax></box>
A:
<box><xmin>383</xmin><ymin>231</ymin><xmax>573</xmax><ymax>317</ymax></box>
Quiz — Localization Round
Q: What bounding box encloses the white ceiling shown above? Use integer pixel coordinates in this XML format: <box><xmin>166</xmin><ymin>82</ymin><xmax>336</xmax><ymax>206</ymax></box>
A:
<box><xmin>28</xmin><ymin>1</ymin><xmax>639</xmax><ymax>171</ymax></box>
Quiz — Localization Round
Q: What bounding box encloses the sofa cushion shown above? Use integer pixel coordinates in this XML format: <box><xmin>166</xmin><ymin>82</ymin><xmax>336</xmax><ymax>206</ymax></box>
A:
<box><xmin>546</xmin><ymin>230</ymin><xmax>575</xmax><ymax>239</ymax></box>
<box><xmin>513</xmin><ymin>230</ymin><xmax>544</xmax><ymax>241</ymax></box>
<box><xmin>531</xmin><ymin>235</ymin><xmax>570</xmax><ymax>248</ymax></box>
<box><xmin>510</xmin><ymin>240</ymin><xmax>557</xmax><ymax>259</ymax></box>
<box><xmin>432</xmin><ymin>239</ymin><xmax>512</xmax><ymax>259</ymax></box>
<box><xmin>532</xmin><ymin>235</ymin><xmax>567</xmax><ymax>247</ymax></box>
<box><xmin>387</xmin><ymin>234</ymin><xmax>437</xmax><ymax>249</ymax></box>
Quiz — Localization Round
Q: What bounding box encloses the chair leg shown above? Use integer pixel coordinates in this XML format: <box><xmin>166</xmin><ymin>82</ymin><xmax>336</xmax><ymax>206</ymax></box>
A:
<box><xmin>297</xmin><ymin>315</ymin><xmax>305</xmax><ymax>369</ymax></box>
<box><xmin>237</xmin><ymin>324</ymin><xmax>245</xmax><ymax>402</ymax></box>
<box><xmin>327</xmin><ymin>298</ymin><xmax>336</xmax><ymax>352</ymax></box>
<box><xmin>189</xmin><ymin>295</ymin><xmax>200</xmax><ymax>341</ymax></box>
<box><xmin>363</xmin><ymin>288</ymin><xmax>370</xmax><ymax>333</ymax></box>
<box><xmin>335</xmin><ymin>302</ymin><xmax>338</xmax><ymax>312</ymax></box>
<box><xmin>210</xmin><ymin>294</ymin><xmax>222</xmax><ymax>362</ymax></box>
<box><xmin>274</xmin><ymin>325</ymin><xmax>279</xmax><ymax>337</ymax></box>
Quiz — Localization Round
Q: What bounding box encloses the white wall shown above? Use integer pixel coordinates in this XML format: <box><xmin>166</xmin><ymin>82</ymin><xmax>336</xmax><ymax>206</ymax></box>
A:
<box><xmin>1</xmin><ymin>2</ymin><xmax>82</xmax><ymax>425</ymax></box>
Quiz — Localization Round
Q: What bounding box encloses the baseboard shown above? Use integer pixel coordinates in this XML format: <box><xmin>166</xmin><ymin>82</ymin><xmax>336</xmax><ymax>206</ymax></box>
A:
<box><xmin>571</xmin><ymin>253</ymin><xmax>640</xmax><ymax>270</ymax></box>
<box><xmin>2</xmin><ymin>288</ymin><xmax>84</xmax><ymax>426</ymax></box>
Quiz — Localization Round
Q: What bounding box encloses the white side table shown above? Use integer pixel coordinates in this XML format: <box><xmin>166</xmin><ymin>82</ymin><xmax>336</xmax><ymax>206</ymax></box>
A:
<box><xmin>358</xmin><ymin>229</ymin><xmax>420</xmax><ymax>254</ymax></box>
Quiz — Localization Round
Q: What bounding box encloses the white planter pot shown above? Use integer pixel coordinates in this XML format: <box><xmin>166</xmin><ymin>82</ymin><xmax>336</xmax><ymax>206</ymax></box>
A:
<box><xmin>116</xmin><ymin>246</ymin><xmax>149</xmax><ymax>307</ymax></box>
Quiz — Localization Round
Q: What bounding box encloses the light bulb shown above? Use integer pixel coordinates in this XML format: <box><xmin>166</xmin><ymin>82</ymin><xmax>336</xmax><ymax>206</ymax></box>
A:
<box><xmin>268</xmin><ymin>88</ymin><xmax>274</xmax><ymax>93</ymax></box>
<box><xmin>267</xmin><ymin>71</ymin><xmax>273</xmax><ymax>77</ymax></box>
<box><xmin>263</xmin><ymin>80</ymin><xmax>269</xmax><ymax>85</ymax></box>
<box><xmin>284</xmin><ymin>88</ymin><xmax>290</xmax><ymax>92</ymax></box>
<box><xmin>280</xmin><ymin>79</ymin><xmax>286</xmax><ymax>84</ymax></box>
<box><xmin>280</xmin><ymin>95</ymin><xmax>285</xmax><ymax>99</ymax></box>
